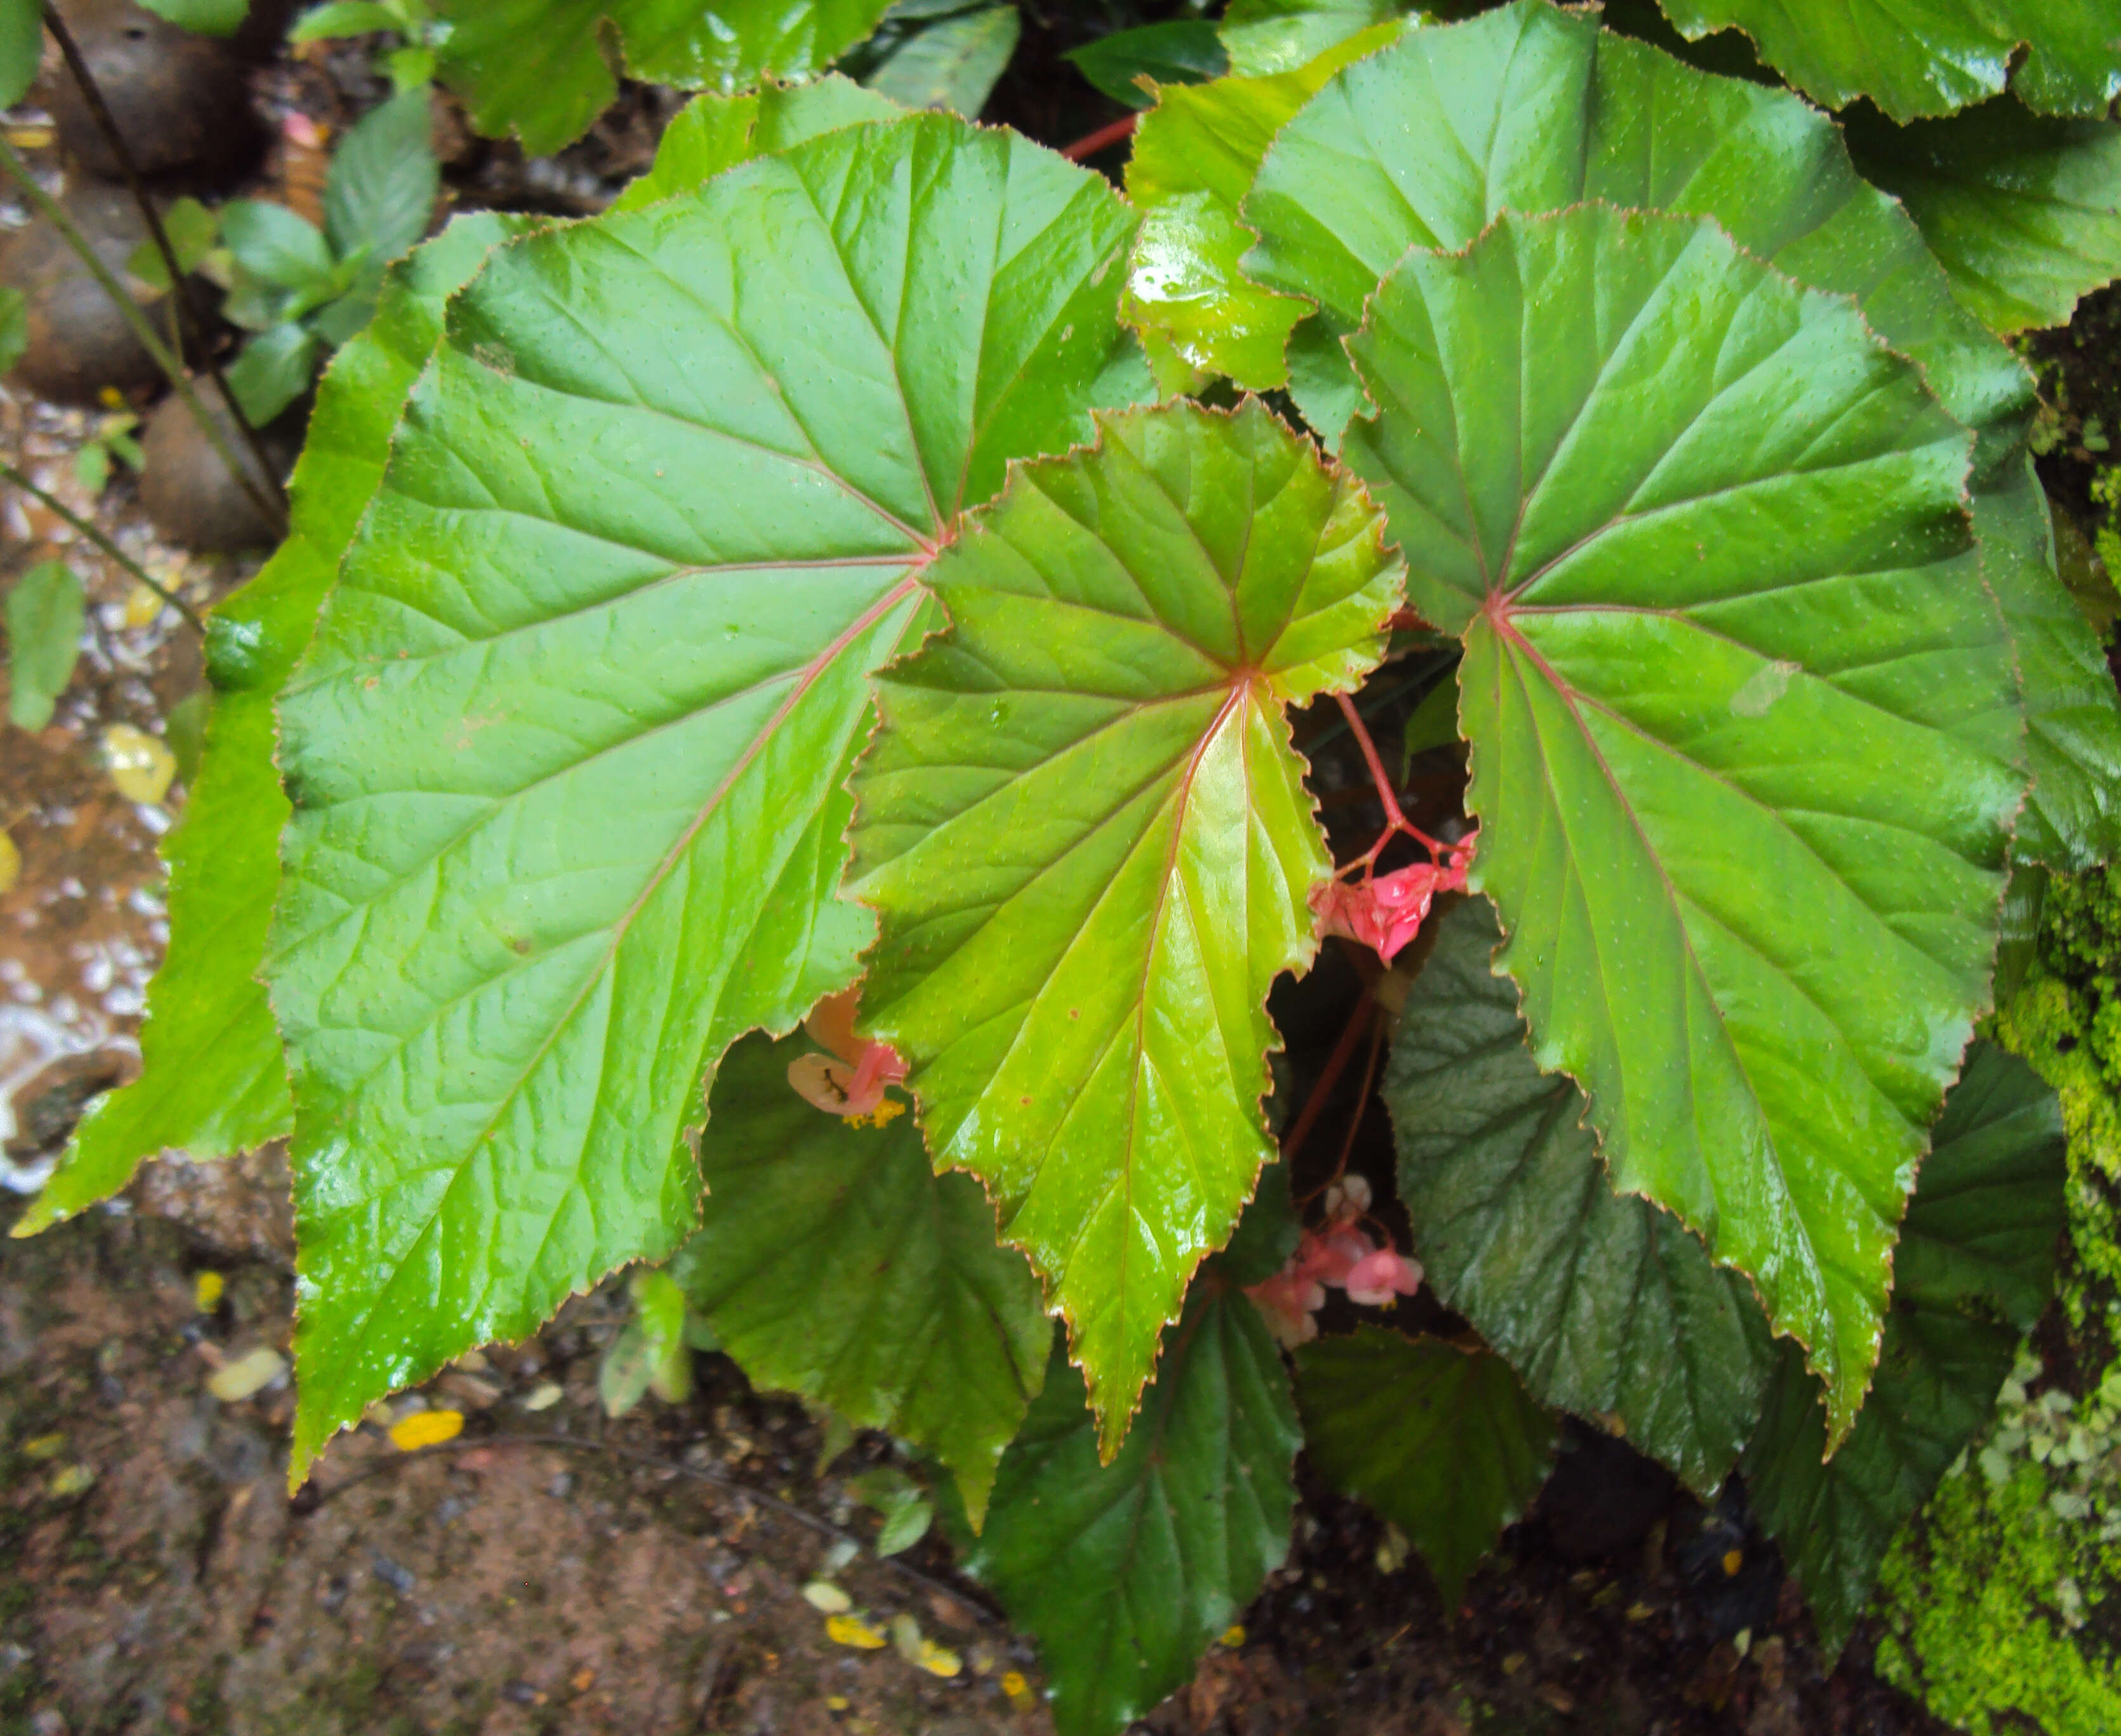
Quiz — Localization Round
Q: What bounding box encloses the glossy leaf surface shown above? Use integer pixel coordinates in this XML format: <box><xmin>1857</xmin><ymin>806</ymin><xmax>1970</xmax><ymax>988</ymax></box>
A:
<box><xmin>432</xmin><ymin>0</ymin><xmax>895</xmax><ymax>152</ymax></box>
<box><xmin>1743</xmin><ymin>1042</ymin><xmax>2067</xmax><ymax>1655</ymax></box>
<box><xmin>16</xmin><ymin>215</ymin><xmax>531</xmax><ymax>1240</ymax></box>
<box><xmin>1067</xmin><ymin>20</ymin><xmax>1224</xmax><ymax>105</ymax></box>
<box><xmin>1296</xmin><ymin>1327</ymin><xmax>1557</xmax><ymax>1605</ymax></box>
<box><xmin>852</xmin><ymin>398</ymin><xmax>1401</xmax><ymax>1450</ymax></box>
<box><xmin>673</xmin><ymin>1030</ymin><xmax>1049</xmax><ymax>1525</ymax></box>
<box><xmin>1121</xmin><ymin>20</ymin><xmax>1398</xmax><ymax>390</ymax></box>
<box><xmin>611</xmin><ymin>76</ymin><xmax>899</xmax><ymax>214</ymax></box>
<box><xmin>1342</xmin><ymin>204</ymin><xmax>2020</xmax><ymax>1443</ymax></box>
<box><xmin>1844</xmin><ymin>100</ymin><xmax>2121</xmax><ymax>337</ymax></box>
<box><xmin>1241</xmin><ymin>0</ymin><xmax>2121</xmax><ymax>866</ymax></box>
<box><xmin>268</xmin><ymin>115</ymin><xmax>1142</xmax><ymax>1477</ymax></box>
<box><xmin>1658</xmin><ymin>0</ymin><xmax>2121</xmax><ymax>121</ymax></box>
<box><xmin>1219</xmin><ymin>0</ymin><xmax>1409</xmax><ymax>76</ymax></box>
<box><xmin>955</xmin><ymin>1284</ymin><xmax>1300</xmax><ymax>1736</ymax></box>
<box><xmin>1387</xmin><ymin>897</ymin><xmax>1774</xmax><ymax>1494</ymax></box>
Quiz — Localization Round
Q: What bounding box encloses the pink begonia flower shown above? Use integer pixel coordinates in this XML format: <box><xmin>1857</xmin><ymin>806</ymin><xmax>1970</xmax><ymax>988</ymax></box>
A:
<box><xmin>786</xmin><ymin>988</ymin><xmax>907</xmax><ymax>1117</ymax></box>
<box><xmin>1309</xmin><ymin>838</ymin><xmax>1476</xmax><ymax>966</ymax></box>
<box><xmin>1344</xmin><ymin>1246</ymin><xmax>1424</xmax><ymax>1308</ymax></box>
<box><xmin>1244</xmin><ymin>1170</ymin><xmax>1424</xmax><ymax>1345</ymax></box>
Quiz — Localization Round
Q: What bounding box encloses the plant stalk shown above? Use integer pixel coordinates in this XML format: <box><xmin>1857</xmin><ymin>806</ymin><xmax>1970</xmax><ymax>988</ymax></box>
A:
<box><xmin>0</xmin><ymin>140</ymin><xmax>289</xmax><ymax>541</ymax></box>
<box><xmin>3</xmin><ymin>461</ymin><xmax>208</xmax><ymax>633</ymax></box>
<box><xmin>1060</xmin><ymin>112</ymin><xmax>1137</xmax><ymax>162</ymax></box>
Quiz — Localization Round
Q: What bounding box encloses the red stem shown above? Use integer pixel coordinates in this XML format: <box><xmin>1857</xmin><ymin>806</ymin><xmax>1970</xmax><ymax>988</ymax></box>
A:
<box><xmin>1282</xmin><ymin>993</ymin><xmax>1374</xmax><ymax>1172</ymax></box>
<box><xmin>1324</xmin><ymin>1013</ymin><xmax>1389</xmax><ymax>1194</ymax></box>
<box><xmin>1061</xmin><ymin>113</ymin><xmax>1139</xmax><ymax>162</ymax></box>
<box><xmin>1333</xmin><ymin>692</ymin><xmax>1453</xmax><ymax>872</ymax></box>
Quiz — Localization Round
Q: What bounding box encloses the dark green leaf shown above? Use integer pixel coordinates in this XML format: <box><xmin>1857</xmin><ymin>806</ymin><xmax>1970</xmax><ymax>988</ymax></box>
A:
<box><xmin>1</xmin><ymin>0</ymin><xmax>39</xmax><ymax>109</ymax></box>
<box><xmin>1296</xmin><ymin>1327</ymin><xmax>1557</xmax><ymax>1606</ymax></box>
<box><xmin>611</xmin><ymin>76</ymin><xmax>899</xmax><ymax>214</ymax></box>
<box><xmin>1397</xmin><ymin>675</ymin><xmax>1457</xmax><ymax>770</ymax></box>
<box><xmin>1340</xmin><ymin>202</ymin><xmax>2019</xmax><ymax>1445</ymax></box>
<box><xmin>1658</xmin><ymin>0</ymin><xmax>2121</xmax><ymax>121</ymax></box>
<box><xmin>432</xmin><ymin>0</ymin><xmax>895</xmax><ymax>154</ymax></box>
<box><xmin>0</xmin><ymin>285</ymin><xmax>24</xmax><ymax>375</ymax></box>
<box><xmin>1844</xmin><ymin>99</ymin><xmax>2121</xmax><ymax>337</ymax></box>
<box><xmin>1386</xmin><ymin>897</ymin><xmax>1775</xmax><ymax>1495</ymax></box>
<box><xmin>861</xmin><ymin>3</ymin><xmax>1017</xmax><ymax>117</ymax></box>
<box><xmin>290</xmin><ymin>1</ymin><xmax>403</xmax><ymax>40</ymax></box>
<box><xmin>599</xmin><ymin>1267</ymin><xmax>691</xmax><ymax>1416</ymax></box>
<box><xmin>135</xmin><ymin>0</ymin><xmax>248</xmax><ymax>36</ymax></box>
<box><xmin>1066</xmin><ymin>20</ymin><xmax>1226</xmax><ymax>107</ymax></box>
<box><xmin>851</xmin><ymin>398</ymin><xmax>1401</xmax><ymax>1449</ymax></box>
<box><xmin>955</xmin><ymin>1285</ymin><xmax>1300</xmax><ymax>1736</ymax></box>
<box><xmin>14</xmin><ymin>214</ymin><xmax>532</xmax><ymax>1244</ymax></box>
<box><xmin>226</xmin><ymin>323</ymin><xmax>320</xmax><ymax>427</ymax></box>
<box><xmin>1743</xmin><ymin>1043</ymin><xmax>2068</xmax><ymax>1656</ymax></box>
<box><xmin>267</xmin><ymin>115</ymin><xmax>1144</xmax><ymax>1478</ymax></box>
<box><xmin>324</xmin><ymin>86</ymin><xmax>439</xmax><ymax>267</ymax></box>
<box><xmin>1219</xmin><ymin>1157</ymin><xmax>1299</xmax><ymax>1287</ymax></box>
<box><xmin>672</xmin><ymin>1030</ymin><xmax>1049</xmax><ymax>1526</ymax></box>
<box><xmin>221</xmin><ymin>199</ymin><xmax>335</xmax><ymax>293</ymax></box>
<box><xmin>1241</xmin><ymin>0</ymin><xmax>2121</xmax><ymax>866</ymax></box>
<box><xmin>6</xmin><ymin>561</ymin><xmax>86</xmax><ymax>733</ymax></box>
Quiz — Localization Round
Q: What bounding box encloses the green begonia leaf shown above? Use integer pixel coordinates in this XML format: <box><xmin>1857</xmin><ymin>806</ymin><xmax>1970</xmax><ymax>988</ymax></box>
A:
<box><xmin>1340</xmin><ymin>203</ymin><xmax>2021</xmax><ymax>1445</ymax></box>
<box><xmin>432</xmin><ymin>0</ymin><xmax>895</xmax><ymax>154</ymax></box>
<box><xmin>953</xmin><ymin>1285</ymin><xmax>1300</xmax><ymax>1736</ymax></box>
<box><xmin>1295</xmin><ymin>1327</ymin><xmax>1557</xmax><ymax>1606</ymax></box>
<box><xmin>1387</xmin><ymin>896</ymin><xmax>1774</xmax><ymax>1496</ymax></box>
<box><xmin>851</xmin><ymin>398</ymin><xmax>1401</xmax><ymax>1451</ymax></box>
<box><xmin>0</xmin><ymin>286</ymin><xmax>25</xmax><ymax>375</ymax></box>
<box><xmin>1241</xmin><ymin>0</ymin><xmax>2121</xmax><ymax>868</ymax></box>
<box><xmin>15</xmin><ymin>214</ymin><xmax>531</xmax><ymax>1241</ymax></box>
<box><xmin>861</xmin><ymin>3</ymin><xmax>1019</xmax><ymax>117</ymax></box>
<box><xmin>1743</xmin><ymin>1042</ymin><xmax>2067</xmax><ymax>1656</ymax></box>
<box><xmin>135</xmin><ymin>0</ymin><xmax>248</xmax><ymax>36</ymax></box>
<box><xmin>0</xmin><ymin>0</ymin><xmax>39</xmax><ymax>110</ymax></box>
<box><xmin>6</xmin><ymin>561</ymin><xmax>86</xmax><ymax>733</ymax></box>
<box><xmin>323</xmin><ymin>85</ymin><xmax>439</xmax><ymax>270</ymax></box>
<box><xmin>267</xmin><ymin>114</ymin><xmax>1144</xmax><ymax>1478</ymax></box>
<box><xmin>1219</xmin><ymin>0</ymin><xmax>1414</xmax><ymax>77</ymax></box>
<box><xmin>611</xmin><ymin>76</ymin><xmax>900</xmax><ymax>214</ymax></box>
<box><xmin>1066</xmin><ymin>20</ymin><xmax>1226</xmax><ymax>108</ymax></box>
<box><xmin>1657</xmin><ymin>0</ymin><xmax>2121</xmax><ymax>121</ymax></box>
<box><xmin>671</xmin><ymin>1030</ymin><xmax>1049</xmax><ymax>1527</ymax></box>
<box><xmin>1121</xmin><ymin>20</ymin><xmax>1399</xmax><ymax>391</ymax></box>
<box><xmin>1843</xmin><ymin>100</ymin><xmax>2121</xmax><ymax>338</ymax></box>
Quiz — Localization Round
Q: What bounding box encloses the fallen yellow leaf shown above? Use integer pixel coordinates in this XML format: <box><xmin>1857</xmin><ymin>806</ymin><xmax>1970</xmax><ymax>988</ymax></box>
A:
<box><xmin>194</xmin><ymin>1271</ymin><xmax>225</xmax><ymax>1312</ymax></box>
<box><xmin>207</xmin><ymin>1346</ymin><xmax>286</xmax><ymax>1402</ymax></box>
<box><xmin>0</xmin><ymin>832</ymin><xmax>18</xmax><ymax>897</ymax></box>
<box><xmin>1219</xmin><ymin>1624</ymin><xmax>1246</xmax><ymax>1648</ymax></box>
<box><xmin>1000</xmin><ymin>1669</ymin><xmax>1036</xmax><ymax>1709</ymax></box>
<box><xmin>915</xmin><ymin>1640</ymin><xmax>961</xmax><ymax>1679</ymax></box>
<box><xmin>826</xmin><ymin>1614</ymin><xmax>889</xmax><ymax>1650</ymax></box>
<box><xmin>103</xmin><ymin>724</ymin><xmax>176</xmax><ymax>805</ymax></box>
<box><xmin>389</xmin><ymin>1409</ymin><xmax>465</xmax><ymax>1450</ymax></box>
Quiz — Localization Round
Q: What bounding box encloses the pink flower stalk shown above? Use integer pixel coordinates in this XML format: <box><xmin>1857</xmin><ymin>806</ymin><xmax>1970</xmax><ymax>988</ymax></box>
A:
<box><xmin>1311</xmin><ymin>842</ymin><xmax>1474</xmax><ymax>966</ymax></box>
<box><xmin>787</xmin><ymin>988</ymin><xmax>907</xmax><ymax>1117</ymax></box>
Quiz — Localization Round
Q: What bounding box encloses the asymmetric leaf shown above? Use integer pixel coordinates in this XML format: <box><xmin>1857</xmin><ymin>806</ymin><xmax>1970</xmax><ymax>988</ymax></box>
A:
<box><xmin>1121</xmin><ymin>21</ymin><xmax>1400</xmax><ymax>390</ymax></box>
<box><xmin>1295</xmin><ymin>1327</ymin><xmax>1557</xmax><ymax>1605</ymax></box>
<box><xmin>1387</xmin><ymin>897</ymin><xmax>1774</xmax><ymax>1494</ymax></box>
<box><xmin>611</xmin><ymin>76</ymin><xmax>900</xmax><ymax>214</ymax></box>
<box><xmin>1657</xmin><ymin>0</ymin><xmax>2121</xmax><ymax>121</ymax></box>
<box><xmin>1241</xmin><ymin>0</ymin><xmax>2121</xmax><ymax>866</ymax></box>
<box><xmin>852</xmin><ymin>398</ymin><xmax>1401</xmax><ymax>1449</ymax></box>
<box><xmin>432</xmin><ymin>0</ymin><xmax>895</xmax><ymax>153</ymax></box>
<box><xmin>1843</xmin><ymin>101</ymin><xmax>2121</xmax><ymax>338</ymax></box>
<box><xmin>15</xmin><ymin>214</ymin><xmax>532</xmax><ymax>1240</ymax></box>
<box><xmin>671</xmin><ymin>1030</ymin><xmax>1049</xmax><ymax>1526</ymax></box>
<box><xmin>1341</xmin><ymin>204</ymin><xmax>2021</xmax><ymax>1443</ymax></box>
<box><xmin>1743</xmin><ymin>1043</ymin><xmax>2067</xmax><ymax>1655</ymax></box>
<box><xmin>268</xmin><ymin>115</ymin><xmax>1144</xmax><ymax>1477</ymax></box>
<box><xmin>954</xmin><ymin>1284</ymin><xmax>1300</xmax><ymax>1736</ymax></box>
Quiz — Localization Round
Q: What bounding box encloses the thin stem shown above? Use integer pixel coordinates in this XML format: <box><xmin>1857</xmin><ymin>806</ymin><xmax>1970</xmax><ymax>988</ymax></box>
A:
<box><xmin>1333</xmin><ymin>690</ymin><xmax>1454</xmax><ymax>872</ymax></box>
<box><xmin>39</xmin><ymin>1</ymin><xmax>288</xmax><ymax>525</ymax></box>
<box><xmin>3</xmin><ymin>461</ymin><xmax>206</xmax><ymax>633</ymax></box>
<box><xmin>1323</xmin><ymin>1011</ymin><xmax>1388</xmax><ymax>1194</ymax></box>
<box><xmin>1060</xmin><ymin>112</ymin><xmax>1138</xmax><ymax>162</ymax></box>
<box><xmin>0</xmin><ymin>140</ymin><xmax>289</xmax><ymax>541</ymax></box>
<box><xmin>1282</xmin><ymin>992</ymin><xmax>1374</xmax><ymax>1173</ymax></box>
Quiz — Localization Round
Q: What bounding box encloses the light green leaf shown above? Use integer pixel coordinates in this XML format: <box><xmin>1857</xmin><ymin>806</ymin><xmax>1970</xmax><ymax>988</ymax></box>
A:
<box><xmin>291</xmin><ymin>1</ymin><xmax>404</xmax><ymax>41</ymax></box>
<box><xmin>1121</xmin><ymin>20</ymin><xmax>1399</xmax><ymax>391</ymax></box>
<box><xmin>1340</xmin><ymin>203</ymin><xmax>2021</xmax><ymax>1444</ymax></box>
<box><xmin>1743</xmin><ymin>1042</ymin><xmax>2067</xmax><ymax>1656</ymax></box>
<box><xmin>6</xmin><ymin>561</ymin><xmax>86</xmax><ymax>733</ymax></box>
<box><xmin>221</xmin><ymin>199</ymin><xmax>335</xmax><ymax>293</ymax></box>
<box><xmin>0</xmin><ymin>285</ymin><xmax>24</xmax><ymax>376</ymax></box>
<box><xmin>226</xmin><ymin>322</ymin><xmax>320</xmax><ymax>427</ymax></box>
<box><xmin>135</xmin><ymin>0</ymin><xmax>248</xmax><ymax>36</ymax></box>
<box><xmin>432</xmin><ymin>0</ymin><xmax>895</xmax><ymax>154</ymax></box>
<box><xmin>1243</xmin><ymin>3</ymin><xmax>2117</xmax><ymax>867</ymax></box>
<box><xmin>13</xmin><ymin>214</ymin><xmax>532</xmax><ymax>1243</ymax></box>
<box><xmin>1387</xmin><ymin>896</ymin><xmax>1776</xmax><ymax>1496</ymax></box>
<box><xmin>324</xmin><ymin>86</ymin><xmax>439</xmax><ymax>268</ymax></box>
<box><xmin>848</xmin><ymin>1466</ymin><xmax>933</xmax><ymax>1554</ymax></box>
<box><xmin>1295</xmin><ymin>1327</ymin><xmax>1557</xmax><ymax>1607</ymax></box>
<box><xmin>1657</xmin><ymin>0</ymin><xmax>2121</xmax><ymax>121</ymax></box>
<box><xmin>671</xmin><ymin>1030</ymin><xmax>1048</xmax><ymax>1527</ymax></box>
<box><xmin>861</xmin><ymin>3</ymin><xmax>1017</xmax><ymax>117</ymax></box>
<box><xmin>852</xmin><ymin>398</ymin><xmax>1401</xmax><ymax>1450</ymax></box>
<box><xmin>953</xmin><ymin>1285</ymin><xmax>1300</xmax><ymax>1736</ymax></box>
<box><xmin>599</xmin><ymin>1266</ymin><xmax>691</xmax><ymax>1415</ymax></box>
<box><xmin>1219</xmin><ymin>0</ymin><xmax>1415</xmax><ymax>77</ymax></box>
<box><xmin>612</xmin><ymin>75</ymin><xmax>899</xmax><ymax>214</ymax></box>
<box><xmin>1844</xmin><ymin>100</ymin><xmax>2121</xmax><ymax>338</ymax></box>
<box><xmin>1066</xmin><ymin>20</ymin><xmax>1226</xmax><ymax>107</ymax></box>
<box><xmin>267</xmin><ymin>114</ymin><xmax>1144</xmax><ymax>1480</ymax></box>
<box><xmin>124</xmin><ymin>197</ymin><xmax>221</xmax><ymax>294</ymax></box>
<box><xmin>1</xmin><ymin>0</ymin><xmax>39</xmax><ymax>110</ymax></box>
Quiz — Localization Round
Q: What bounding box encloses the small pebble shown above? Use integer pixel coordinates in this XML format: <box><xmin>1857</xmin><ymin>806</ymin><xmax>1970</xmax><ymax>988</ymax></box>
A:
<box><xmin>206</xmin><ymin>1346</ymin><xmax>287</xmax><ymax>1403</ymax></box>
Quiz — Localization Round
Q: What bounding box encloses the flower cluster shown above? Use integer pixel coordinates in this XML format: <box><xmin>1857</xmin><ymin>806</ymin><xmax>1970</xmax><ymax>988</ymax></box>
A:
<box><xmin>1245</xmin><ymin>1174</ymin><xmax>1422</xmax><ymax>1350</ymax></box>
<box><xmin>787</xmin><ymin>988</ymin><xmax>908</xmax><ymax>1121</ymax></box>
<box><xmin>1311</xmin><ymin>839</ymin><xmax>1474</xmax><ymax>966</ymax></box>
